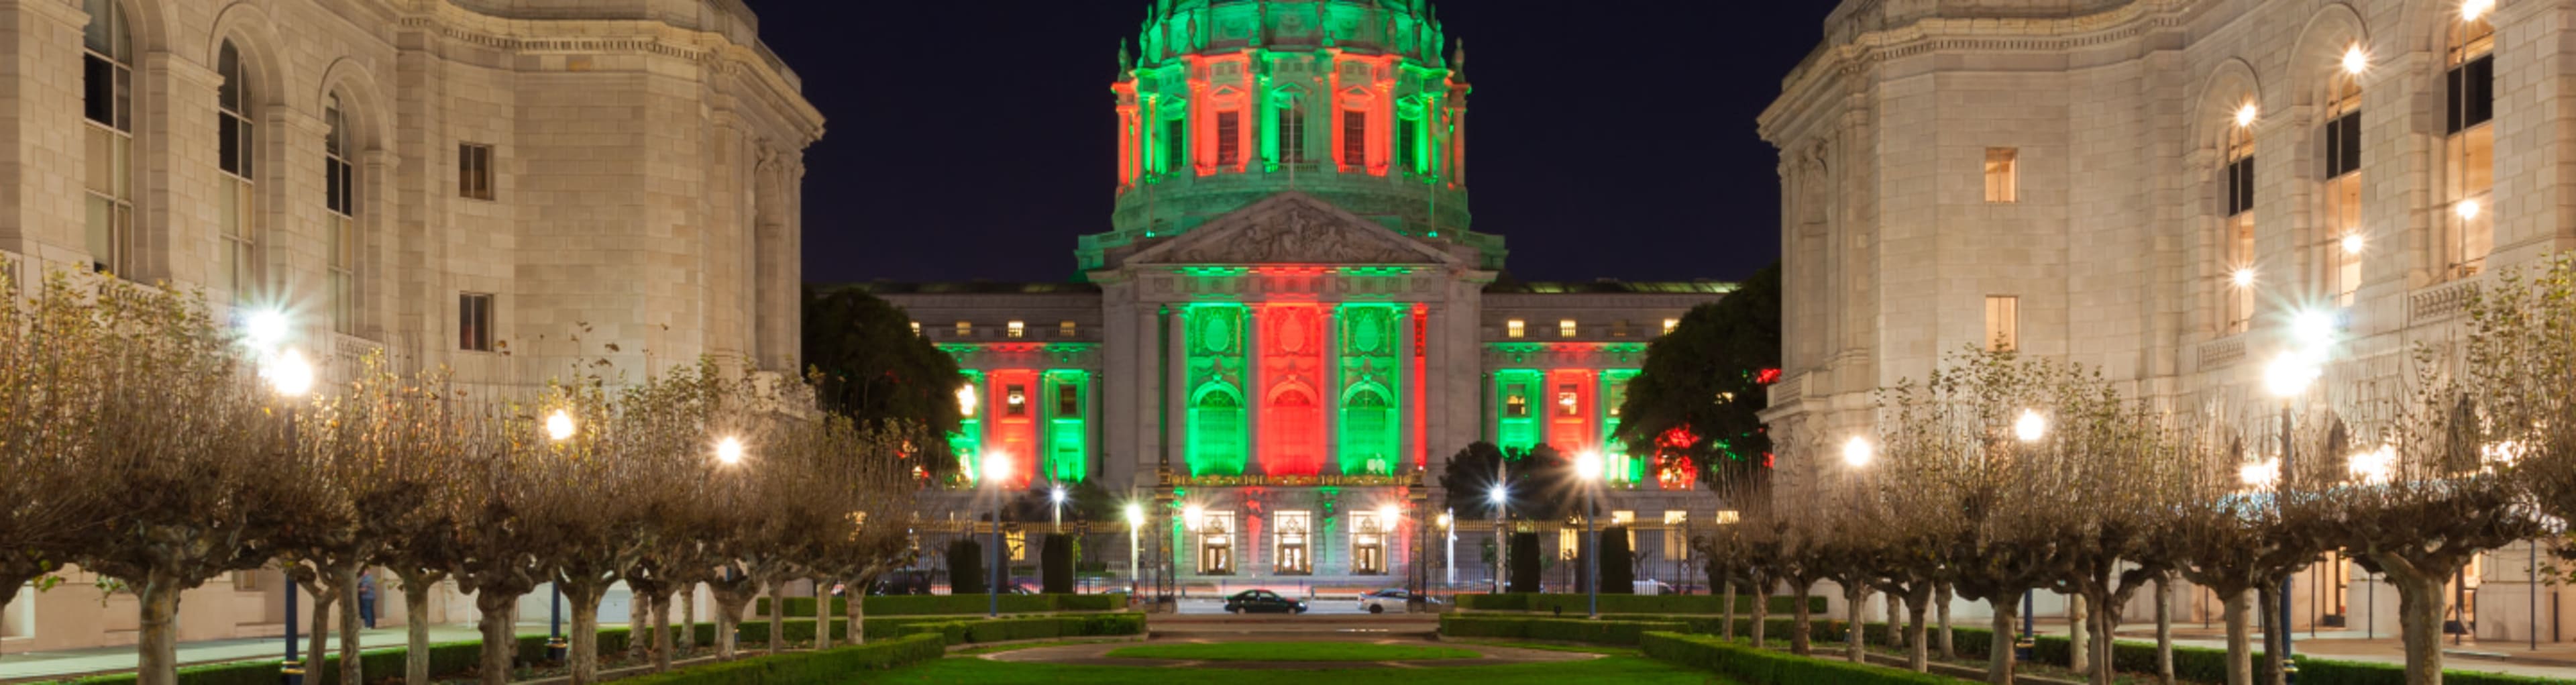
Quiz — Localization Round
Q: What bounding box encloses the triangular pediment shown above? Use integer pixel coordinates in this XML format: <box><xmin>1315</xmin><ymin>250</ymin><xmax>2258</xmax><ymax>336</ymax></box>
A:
<box><xmin>1123</xmin><ymin>192</ymin><xmax>1459</xmax><ymax>266</ymax></box>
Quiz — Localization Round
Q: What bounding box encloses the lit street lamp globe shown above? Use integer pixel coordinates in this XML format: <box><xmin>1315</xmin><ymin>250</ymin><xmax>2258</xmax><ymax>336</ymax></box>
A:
<box><xmin>1842</xmin><ymin>436</ymin><xmax>1874</xmax><ymax>467</ymax></box>
<box><xmin>2015</xmin><ymin>409</ymin><xmax>2047</xmax><ymax>443</ymax></box>
<box><xmin>262</xmin><ymin>349</ymin><xmax>315</xmax><ymax>398</ymax></box>
<box><xmin>714</xmin><ymin>435</ymin><xmax>745</xmax><ymax>466</ymax></box>
<box><xmin>545</xmin><ymin>409</ymin><xmax>576</xmax><ymax>442</ymax></box>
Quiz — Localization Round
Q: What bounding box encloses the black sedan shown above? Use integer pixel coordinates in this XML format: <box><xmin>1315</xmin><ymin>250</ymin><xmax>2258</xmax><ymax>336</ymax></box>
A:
<box><xmin>1222</xmin><ymin>589</ymin><xmax>1309</xmax><ymax>614</ymax></box>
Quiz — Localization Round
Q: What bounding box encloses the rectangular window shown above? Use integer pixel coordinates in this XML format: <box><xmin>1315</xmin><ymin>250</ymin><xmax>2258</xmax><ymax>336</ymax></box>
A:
<box><xmin>1343</xmin><ymin>110</ymin><xmax>1368</xmax><ymax>168</ymax></box>
<box><xmin>1004</xmin><ymin>384</ymin><xmax>1028</xmax><ymax>417</ymax></box>
<box><xmin>459</xmin><ymin>293</ymin><xmax>494</xmax><ymax>352</ymax></box>
<box><xmin>1274</xmin><ymin>511</ymin><xmax>1312</xmax><ymax>574</ymax></box>
<box><xmin>1060</xmin><ymin>320</ymin><xmax>1078</xmax><ymax>337</ymax></box>
<box><xmin>1611</xmin><ymin>320</ymin><xmax>1631</xmax><ymax>337</ymax></box>
<box><xmin>1279</xmin><ymin>106</ymin><xmax>1307</xmax><ymax>163</ymax></box>
<box><xmin>2447</xmin><ymin>20</ymin><xmax>2497</xmax><ymax>278</ymax></box>
<box><xmin>1664</xmin><ymin>511</ymin><xmax>1690</xmax><ymax>561</ymax></box>
<box><xmin>1057</xmin><ymin>384</ymin><xmax>1079</xmax><ymax>416</ymax></box>
<box><xmin>1559</xmin><ymin>528</ymin><xmax>1579</xmax><ymax>561</ymax></box>
<box><xmin>1557</xmin><ymin>384</ymin><xmax>1581</xmax><ymax>417</ymax></box>
<box><xmin>2226</xmin><ymin>156</ymin><xmax>2255</xmax><ymax>216</ymax></box>
<box><xmin>1984</xmin><ymin>148</ymin><xmax>2018</xmax><ymax>203</ymax></box>
<box><xmin>1506</xmin><ymin>319</ymin><xmax>1525</xmax><ymax>339</ymax></box>
<box><xmin>1006</xmin><ymin>531</ymin><xmax>1026</xmax><ymax>562</ymax></box>
<box><xmin>1663</xmin><ymin>319</ymin><xmax>1680</xmax><ymax>335</ymax></box>
<box><xmin>1503</xmin><ymin>384</ymin><xmax>1530</xmax><ymax>418</ymax></box>
<box><xmin>910</xmin><ymin>321</ymin><xmax>922</xmax><ymax>337</ymax></box>
<box><xmin>955</xmin><ymin>321</ymin><xmax>973</xmax><ymax>337</ymax></box>
<box><xmin>1984</xmin><ymin>296</ymin><xmax>2019</xmax><ymax>352</ymax></box>
<box><xmin>459</xmin><ymin>143</ymin><xmax>495</xmax><ymax>200</ymax></box>
<box><xmin>2322</xmin><ymin>113</ymin><xmax>2361</xmax><ymax>179</ymax></box>
<box><xmin>1008</xmin><ymin>320</ymin><xmax>1026</xmax><ymax>339</ymax></box>
<box><xmin>1399</xmin><ymin>116</ymin><xmax>1423</xmax><ymax>172</ymax></box>
<box><xmin>1558</xmin><ymin>319</ymin><xmax>1578</xmax><ymax>338</ymax></box>
<box><xmin>1217</xmin><ymin>111</ymin><xmax>1241</xmax><ymax>166</ymax></box>
<box><xmin>1163</xmin><ymin>118</ymin><xmax>1187</xmax><ymax>172</ymax></box>
<box><xmin>2447</xmin><ymin>55</ymin><xmax>2496</xmax><ymax>134</ymax></box>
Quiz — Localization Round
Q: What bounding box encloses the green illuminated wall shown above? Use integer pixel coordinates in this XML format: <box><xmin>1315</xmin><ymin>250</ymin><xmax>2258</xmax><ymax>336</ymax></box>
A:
<box><xmin>1042</xmin><ymin>370</ymin><xmax>1089</xmax><ymax>482</ymax></box>
<box><xmin>1493</xmin><ymin>369</ymin><xmax>1542</xmax><ymax>453</ymax></box>
<box><xmin>1337</xmin><ymin>304</ymin><xmax>1405</xmax><ymax>474</ymax></box>
<box><xmin>1601</xmin><ymin>370</ymin><xmax>1643</xmax><ymax>484</ymax></box>
<box><xmin>1185</xmin><ymin>304</ymin><xmax>1249</xmax><ymax>476</ymax></box>
<box><xmin>951</xmin><ymin>369</ymin><xmax>985</xmax><ymax>477</ymax></box>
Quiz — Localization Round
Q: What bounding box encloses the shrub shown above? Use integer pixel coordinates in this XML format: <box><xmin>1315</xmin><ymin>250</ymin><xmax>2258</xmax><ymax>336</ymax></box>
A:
<box><xmin>893</xmin><ymin>613</ymin><xmax>1146</xmax><ymax>645</ymax></box>
<box><xmin>947</xmin><ymin>539</ymin><xmax>985</xmax><ymax>595</ymax></box>
<box><xmin>1642</xmin><ymin>631</ymin><xmax>1954</xmax><ymax>685</ymax></box>
<box><xmin>1452</xmin><ymin>593</ymin><xmax>1824</xmax><ymax>615</ymax></box>
<box><xmin>58</xmin><ymin>627</ymin><xmax>632</xmax><ymax>685</ymax></box>
<box><xmin>1507</xmin><ymin>533</ymin><xmax>1542</xmax><ymax>593</ymax></box>
<box><xmin>1437</xmin><ymin>615</ymin><xmax>1687</xmax><ymax>646</ymax></box>
<box><xmin>1041</xmin><ymin>533</ymin><xmax>1074</xmax><ymax>594</ymax></box>
<box><xmin>757</xmin><ymin>592</ymin><xmax>1120</xmax><ymax>617</ymax></box>
<box><xmin>1599</xmin><ymin>526</ymin><xmax>1635</xmax><ymax>594</ymax></box>
<box><xmin>614</xmin><ymin>633</ymin><xmax>945</xmax><ymax>685</ymax></box>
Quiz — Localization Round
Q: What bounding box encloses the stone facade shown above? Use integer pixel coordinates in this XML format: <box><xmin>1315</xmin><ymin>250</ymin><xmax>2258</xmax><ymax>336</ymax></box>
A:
<box><xmin>0</xmin><ymin>0</ymin><xmax>816</xmax><ymax>652</ymax></box>
<box><xmin>1762</xmin><ymin>0</ymin><xmax>2572</xmax><ymax>639</ymax></box>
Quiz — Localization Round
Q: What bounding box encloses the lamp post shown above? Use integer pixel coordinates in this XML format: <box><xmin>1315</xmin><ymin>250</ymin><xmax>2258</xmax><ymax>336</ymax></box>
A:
<box><xmin>1489</xmin><ymin>484</ymin><xmax>1509</xmax><ymax>594</ymax></box>
<box><xmin>542</xmin><ymin>408</ymin><xmax>575</xmax><ymax>660</ymax></box>
<box><xmin>983</xmin><ymin>453</ymin><xmax>1012</xmax><ymax>618</ymax></box>
<box><xmin>2014</xmin><ymin>410</ymin><xmax>2047</xmax><ymax>659</ymax></box>
<box><xmin>1124</xmin><ymin>503</ymin><xmax>1144</xmax><ymax>602</ymax></box>
<box><xmin>1050</xmin><ymin>484</ymin><xmax>1067</xmax><ymax>531</ymax></box>
<box><xmin>258</xmin><ymin>344</ymin><xmax>313</xmax><ymax>685</ymax></box>
<box><xmin>1576</xmin><ymin>450</ymin><xmax>1605</xmax><ymax>618</ymax></box>
<box><xmin>2265</xmin><ymin>309</ymin><xmax>2332</xmax><ymax>683</ymax></box>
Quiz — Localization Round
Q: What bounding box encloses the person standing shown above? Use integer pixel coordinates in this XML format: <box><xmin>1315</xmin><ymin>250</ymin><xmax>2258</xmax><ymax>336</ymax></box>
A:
<box><xmin>356</xmin><ymin>570</ymin><xmax>379</xmax><ymax>629</ymax></box>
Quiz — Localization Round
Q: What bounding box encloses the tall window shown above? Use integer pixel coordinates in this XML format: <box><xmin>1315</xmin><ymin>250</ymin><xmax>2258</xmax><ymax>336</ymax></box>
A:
<box><xmin>1984</xmin><ymin>295</ymin><xmax>2019</xmax><ymax>352</ymax></box>
<box><xmin>1007</xmin><ymin>320</ymin><xmax>1025</xmax><ymax>339</ymax></box>
<box><xmin>1216</xmin><ymin>111</ymin><xmax>1241</xmax><ymax>166</ymax></box>
<box><xmin>2223</xmin><ymin>112</ymin><xmax>2257</xmax><ymax>334</ymax></box>
<box><xmin>218</xmin><ymin>42</ymin><xmax>257</xmax><ymax>302</ymax></box>
<box><xmin>1351</xmin><ymin>511</ymin><xmax>1390</xmax><ymax>574</ymax></box>
<box><xmin>82</xmin><ymin>0</ymin><xmax>133</xmax><ymax>276</ymax></box>
<box><xmin>1663</xmin><ymin>511</ymin><xmax>1690</xmax><ymax>561</ymax></box>
<box><xmin>2445</xmin><ymin>12</ymin><xmax>2497</xmax><ymax>278</ymax></box>
<box><xmin>1399</xmin><ymin>113</ymin><xmax>1423</xmax><ymax>172</ymax></box>
<box><xmin>1984</xmin><ymin>148</ymin><xmax>2018</xmax><ymax>203</ymax></box>
<box><xmin>1558</xmin><ymin>319</ymin><xmax>1577</xmax><ymax>338</ymax></box>
<box><xmin>955</xmin><ymin>321</ymin><xmax>972</xmax><ymax>337</ymax></box>
<box><xmin>1274</xmin><ymin>511</ymin><xmax>1312</xmax><ymax>574</ymax></box>
<box><xmin>325</xmin><ymin>93</ymin><xmax>356</xmax><ymax>335</ymax></box>
<box><xmin>1342</xmin><ymin>110</ymin><xmax>1367</xmax><ymax>168</ymax></box>
<box><xmin>1161</xmin><ymin>116</ymin><xmax>1187</xmax><ymax>173</ymax></box>
<box><xmin>1277</xmin><ymin>100</ymin><xmax>1307</xmax><ymax>163</ymax></box>
<box><xmin>459</xmin><ymin>143</ymin><xmax>494</xmax><ymax>200</ymax></box>
<box><xmin>2322</xmin><ymin>66</ymin><xmax>2364</xmax><ymax>307</ymax></box>
<box><xmin>458</xmin><ymin>293</ymin><xmax>493</xmax><ymax>352</ymax></box>
<box><xmin>1059</xmin><ymin>320</ymin><xmax>1078</xmax><ymax>338</ymax></box>
<box><xmin>1506</xmin><ymin>319</ymin><xmax>1525</xmax><ymax>339</ymax></box>
<box><xmin>1197</xmin><ymin>511</ymin><xmax>1234</xmax><ymax>574</ymax></box>
<box><xmin>1004</xmin><ymin>384</ymin><xmax>1028</xmax><ymax>417</ymax></box>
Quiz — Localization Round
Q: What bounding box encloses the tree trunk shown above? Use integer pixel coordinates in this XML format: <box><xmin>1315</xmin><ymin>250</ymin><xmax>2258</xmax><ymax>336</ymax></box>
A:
<box><xmin>679</xmin><ymin>585</ymin><xmax>698</xmax><ymax>655</ymax></box>
<box><xmin>136</xmin><ymin>573</ymin><xmax>183</xmax><ymax>685</ymax></box>
<box><xmin>1905</xmin><ymin>584</ymin><xmax>1931</xmax><ymax>673</ymax></box>
<box><xmin>307</xmin><ymin>590</ymin><xmax>332</xmax><ymax>685</ymax></box>
<box><xmin>2260</xmin><ymin>586</ymin><xmax>2284</xmax><ymax>685</ymax></box>
<box><xmin>1721</xmin><ymin>577</ymin><xmax>1738</xmax><ymax>641</ymax></box>
<box><xmin>815</xmin><ymin>578</ymin><xmax>834</xmax><ymax>650</ymax></box>
<box><xmin>2068</xmin><ymin>594</ymin><xmax>2090</xmax><ymax>674</ymax></box>
<box><xmin>1750</xmin><ymin>578</ymin><xmax>1770</xmax><ymax>648</ymax></box>
<box><xmin>712</xmin><ymin>586</ymin><xmax>750</xmax><ymax>659</ymax></box>
<box><xmin>651</xmin><ymin>591</ymin><xmax>674</xmax><ymax>672</ymax></box>
<box><xmin>1845</xmin><ymin>584</ymin><xmax>1868</xmax><ymax>663</ymax></box>
<box><xmin>2156</xmin><ymin>576</ymin><xmax>2175</xmax><ymax>685</ymax></box>
<box><xmin>2089</xmin><ymin>592</ymin><xmax>2117</xmax><ymax>685</ymax></box>
<box><xmin>334</xmin><ymin>566</ymin><xmax>362</xmax><ymax>685</ymax></box>
<box><xmin>404</xmin><ymin>575</ymin><xmax>434</xmax><ymax>685</ymax></box>
<box><xmin>631</xmin><ymin>591</ymin><xmax>657</xmax><ymax>662</ymax></box>
<box><xmin>2223</xmin><ymin>588</ymin><xmax>2253</xmax><ymax>685</ymax></box>
<box><xmin>474</xmin><ymin>592</ymin><xmax>517</xmax><ymax>685</ymax></box>
<box><xmin>1937</xmin><ymin>581</ymin><xmax>1956</xmax><ymax>659</ymax></box>
<box><xmin>849</xmin><ymin>583</ymin><xmax>869</xmax><ymax>645</ymax></box>
<box><xmin>763</xmin><ymin>580</ymin><xmax>786</xmax><ymax>655</ymax></box>
<box><xmin>566</xmin><ymin>583</ymin><xmax>605</xmax><ymax>685</ymax></box>
<box><xmin>1887</xmin><ymin>590</ymin><xmax>1905</xmax><ymax>650</ymax></box>
<box><xmin>2392</xmin><ymin>569</ymin><xmax>2447</xmax><ymax>685</ymax></box>
<box><xmin>1790</xmin><ymin>580</ymin><xmax>1811</xmax><ymax>656</ymax></box>
<box><xmin>1988</xmin><ymin>600</ymin><xmax>2019</xmax><ymax>685</ymax></box>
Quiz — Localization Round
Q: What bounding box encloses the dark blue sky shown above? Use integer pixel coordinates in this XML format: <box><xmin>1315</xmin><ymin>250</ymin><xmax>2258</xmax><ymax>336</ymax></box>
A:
<box><xmin>763</xmin><ymin>1</ymin><xmax>1835</xmax><ymax>286</ymax></box>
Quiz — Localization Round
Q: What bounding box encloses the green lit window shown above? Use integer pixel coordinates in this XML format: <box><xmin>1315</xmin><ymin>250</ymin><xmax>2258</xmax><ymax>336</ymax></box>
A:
<box><xmin>1057</xmin><ymin>384</ymin><xmax>1079</xmax><ymax>416</ymax></box>
<box><xmin>1504</xmin><ymin>386</ymin><xmax>1529</xmax><ymax>418</ymax></box>
<box><xmin>1399</xmin><ymin>115</ymin><xmax>1421</xmax><ymax>172</ymax></box>
<box><xmin>1163</xmin><ymin>117</ymin><xmax>1187</xmax><ymax>172</ymax></box>
<box><xmin>1279</xmin><ymin>101</ymin><xmax>1307</xmax><ymax>163</ymax></box>
<box><xmin>1342</xmin><ymin>388</ymin><xmax>1397</xmax><ymax>475</ymax></box>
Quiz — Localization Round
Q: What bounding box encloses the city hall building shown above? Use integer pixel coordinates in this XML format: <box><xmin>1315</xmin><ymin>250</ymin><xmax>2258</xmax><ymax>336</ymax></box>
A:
<box><xmin>862</xmin><ymin>0</ymin><xmax>1733</xmax><ymax>589</ymax></box>
<box><xmin>1760</xmin><ymin>0</ymin><xmax>2568</xmax><ymax>641</ymax></box>
<box><xmin>0</xmin><ymin>0</ymin><xmax>816</xmax><ymax>652</ymax></box>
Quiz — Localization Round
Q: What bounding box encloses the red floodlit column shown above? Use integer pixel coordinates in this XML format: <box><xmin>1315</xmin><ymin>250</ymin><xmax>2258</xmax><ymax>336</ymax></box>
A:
<box><xmin>1411</xmin><ymin>303</ymin><xmax>1429</xmax><ymax>470</ymax></box>
<box><xmin>1546</xmin><ymin>369</ymin><xmax>1599</xmax><ymax>454</ymax></box>
<box><xmin>989</xmin><ymin>370</ymin><xmax>1040</xmax><ymax>487</ymax></box>
<box><xmin>1257</xmin><ymin>303</ymin><xmax>1326</xmax><ymax>476</ymax></box>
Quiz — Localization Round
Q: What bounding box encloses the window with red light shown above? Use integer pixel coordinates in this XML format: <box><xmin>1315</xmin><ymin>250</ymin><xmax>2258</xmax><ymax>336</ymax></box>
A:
<box><xmin>1218</xmin><ymin>111</ymin><xmax>1242</xmax><ymax>166</ymax></box>
<box><xmin>1557</xmin><ymin>384</ymin><xmax>1580</xmax><ymax>417</ymax></box>
<box><xmin>1005</xmin><ymin>384</ymin><xmax>1028</xmax><ymax>417</ymax></box>
<box><xmin>1343</xmin><ymin>110</ymin><xmax>1366</xmax><ymax>167</ymax></box>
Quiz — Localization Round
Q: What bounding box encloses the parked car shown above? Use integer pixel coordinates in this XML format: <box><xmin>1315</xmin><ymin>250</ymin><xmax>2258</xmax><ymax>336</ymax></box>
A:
<box><xmin>1358</xmin><ymin>588</ymin><xmax>1440</xmax><ymax>614</ymax></box>
<box><xmin>1223</xmin><ymin>589</ymin><xmax>1309</xmax><ymax>614</ymax></box>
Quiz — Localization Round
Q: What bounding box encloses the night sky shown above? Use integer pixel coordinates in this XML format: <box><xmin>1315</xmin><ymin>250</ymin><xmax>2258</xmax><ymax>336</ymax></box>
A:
<box><xmin>763</xmin><ymin>1</ymin><xmax>1835</xmax><ymax>286</ymax></box>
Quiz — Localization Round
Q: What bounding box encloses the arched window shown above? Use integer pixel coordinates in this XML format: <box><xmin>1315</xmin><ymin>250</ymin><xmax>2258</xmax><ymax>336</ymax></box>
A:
<box><xmin>1340</xmin><ymin>387</ymin><xmax>1397</xmax><ymax>476</ymax></box>
<box><xmin>1187</xmin><ymin>386</ymin><xmax>1245</xmax><ymax>476</ymax></box>
<box><xmin>2445</xmin><ymin>9</ymin><xmax>2497</xmax><ymax>278</ymax></box>
<box><xmin>2222</xmin><ymin>107</ymin><xmax>2257</xmax><ymax>334</ymax></box>
<box><xmin>81</xmin><ymin>0</ymin><xmax>132</xmax><ymax>275</ymax></box>
<box><xmin>324</xmin><ymin>92</ymin><xmax>355</xmax><ymax>334</ymax></box>
<box><xmin>2322</xmin><ymin>58</ymin><xmax>2363</xmax><ymax>307</ymax></box>
<box><xmin>217</xmin><ymin>41</ymin><xmax>256</xmax><ymax>302</ymax></box>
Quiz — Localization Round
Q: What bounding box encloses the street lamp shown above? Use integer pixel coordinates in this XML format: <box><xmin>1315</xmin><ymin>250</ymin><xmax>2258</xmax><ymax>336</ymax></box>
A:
<box><xmin>1489</xmin><ymin>484</ymin><xmax>1509</xmax><ymax>594</ymax></box>
<box><xmin>2013</xmin><ymin>409</ymin><xmax>2044</xmax><ymax>647</ymax></box>
<box><xmin>543</xmin><ymin>409</ymin><xmax>574</xmax><ymax>660</ymax></box>
<box><xmin>983</xmin><ymin>452</ymin><xmax>1013</xmax><ymax>617</ymax></box>
<box><xmin>714</xmin><ymin>435</ymin><xmax>745</xmax><ymax>467</ymax></box>
<box><xmin>2265</xmin><ymin>311</ymin><xmax>2330</xmax><ymax>683</ymax></box>
<box><xmin>1124</xmin><ymin>503</ymin><xmax>1144</xmax><ymax>601</ymax></box>
<box><xmin>1050</xmin><ymin>484</ymin><xmax>1068</xmax><ymax>530</ymax></box>
<box><xmin>1842</xmin><ymin>435</ymin><xmax>1874</xmax><ymax>468</ymax></box>
<box><xmin>261</xmin><ymin>347</ymin><xmax>311</xmax><ymax>685</ymax></box>
<box><xmin>1575</xmin><ymin>450</ymin><xmax>1605</xmax><ymax>618</ymax></box>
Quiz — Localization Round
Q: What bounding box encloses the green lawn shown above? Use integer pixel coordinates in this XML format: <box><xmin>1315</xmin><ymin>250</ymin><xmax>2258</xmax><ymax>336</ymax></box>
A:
<box><xmin>843</xmin><ymin>655</ymin><xmax>1739</xmax><ymax>684</ymax></box>
<box><xmin>1103</xmin><ymin>641</ymin><xmax>1479</xmax><ymax>662</ymax></box>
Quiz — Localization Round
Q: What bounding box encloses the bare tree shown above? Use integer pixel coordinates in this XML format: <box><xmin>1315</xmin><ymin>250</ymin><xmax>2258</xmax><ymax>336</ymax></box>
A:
<box><xmin>274</xmin><ymin>355</ymin><xmax>456</xmax><ymax>685</ymax></box>
<box><xmin>0</xmin><ymin>268</ymin><xmax>116</xmax><ymax>655</ymax></box>
<box><xmin>449</xmin><ymin>405</ymin><xmax>551</xmax><ymax>685</ymax></box>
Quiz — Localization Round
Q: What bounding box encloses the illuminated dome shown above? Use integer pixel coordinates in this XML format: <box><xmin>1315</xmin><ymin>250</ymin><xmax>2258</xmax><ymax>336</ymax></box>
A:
<box><xmin>1085</xmin><ymin>0</ymin><xmax>1499</xmax><ymax>271</ymax></box>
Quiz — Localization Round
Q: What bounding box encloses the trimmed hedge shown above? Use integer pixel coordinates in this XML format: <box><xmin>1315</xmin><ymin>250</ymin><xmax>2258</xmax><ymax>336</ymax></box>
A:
<box><xmin>1642</xmin><ymin>631</ymin><xmax>1955</xmax><ymax>685</ymax></box>
<box><xmin>1454</xmin><ymin>592</ymin><xmax>1825</xmax><ymax>615</ymax></box>
<box><xmin>615</xmin><ymin>633</ymin><xmax>945</xmax><ymax>685</ymax></box>
<box><xmin>1438</xmin><ymin>615</ymin><xmax>1689</xmax><ymax>646</ymax></box>
<box><xmin>2296</xmin><ymin>657</ymin><xmax>2575</xmax><ymax>685</ymax></box>
<box><xmin>58</xmin><ymin>627</ymin><xmax>634</xmax><ymax>685</ymax></box>
<box><xmin>894</xmin><ymin>613</ymin><xmax>1146</xmax><ymax>645</ymax></box>
<box><xmin>755</xmin><ymin>593</ymin><xmax>1119</xmax><ymax>617</ymax></box>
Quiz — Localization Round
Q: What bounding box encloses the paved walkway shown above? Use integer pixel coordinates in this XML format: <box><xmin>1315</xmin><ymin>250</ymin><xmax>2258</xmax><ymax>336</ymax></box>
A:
<box><xmin>982</xmin><ymin>636</ymin><xmax>1599</xmax><ymax>670</ymax></box>
<box><xmin>0</xmin><ymin>623</ymin><xmax>574</xmax><ymax>683</ymax></box>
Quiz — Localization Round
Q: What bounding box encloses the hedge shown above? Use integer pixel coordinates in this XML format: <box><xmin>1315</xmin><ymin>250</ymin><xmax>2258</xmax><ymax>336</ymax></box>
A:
<box><xmin>1642</xmin><ymin>631</ymin><xmax>1955</xmax><ymax>685</ymax></box>
<box><xmin>614</xmin><ymin>633</ymin><xmax>944</xmax><ymax>685</ymax></box>
<box><xmin>1453</xmin><ymin>593</ymin><xmax>1825</xmax><ymax>615</ymax></box>
<box><xmin>755</xmin><ymin>593</ymin><xmax>1119</xmax><ymax>617</ymax></box>
<box><xmin>894</xmin><ymin>613</ymin><xmax>1147</xmax><ymax>645</ymax></box>
<box><xmin>2296</xmin><ymin>657</ymin><xmax>2576</xmax><ymax>685</ymax></box>
<box><xmin>1438</xmin><ymin>615</ymin><xmax>1689</xmax><ymax>646</ymax></box>
<box><xmin>58</xmin><ymin>627</ymin><xmax>634</xmax><ymax>685</ymax></box>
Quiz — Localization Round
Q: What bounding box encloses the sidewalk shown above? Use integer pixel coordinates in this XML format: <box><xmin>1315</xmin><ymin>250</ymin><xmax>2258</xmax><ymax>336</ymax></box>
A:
<box><xmin>1994</xmin><ymin>619</ymin><xmax>2576</xmax><ymax>680</ymax></box>
<box><xmin>0</xmin><ymin>623</ymin><xmax>584</xmax><ymax>683</ymax></box>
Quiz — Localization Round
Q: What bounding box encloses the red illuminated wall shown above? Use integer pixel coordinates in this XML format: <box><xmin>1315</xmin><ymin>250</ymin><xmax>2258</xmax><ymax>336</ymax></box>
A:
<box><xmin>1546</xmin><ymin>369</ymin><xmax>1599</xmax><ymax>454</ymax></box>
<box><xmin>1328</xmin><ymin>54</ymin><xmax>1397</xmax><ymax>175</ymax></box>
<box><xmin>1258</xmin><ymin>304</ymin><xmax>1327</xmax><ymax>476</ymax></box>
<box><xmin>988</xmin><ymin>370</ymin><xmax>1040</xmax><ymax>487</ymax></box>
